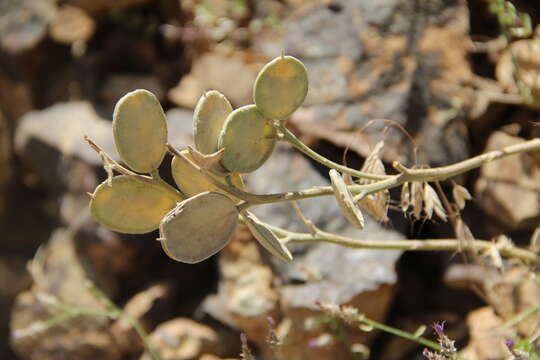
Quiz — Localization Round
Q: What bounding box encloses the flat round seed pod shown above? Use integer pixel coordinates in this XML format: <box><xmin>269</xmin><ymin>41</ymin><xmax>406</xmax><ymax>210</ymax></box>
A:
<box><xmin>113</xmin><ymin>89</ymin><xmax>167</xmax><ymax>173</ymax></box>
<box><xmin>218</xmin><ymin>105</ymin><xmax>276</xmax><ymax>173</ymax></box>
<box><xmin>159</xmin><ymin>192</ymin><xmax>238</xmax><ymax>264</ymax></box>
<box><xmin>90</xmin><ymin>175</ymin><xmax>182</xmax><ymax>234</ymax></box>
<box><xmin>193</xmin><ymin>90</ymin><xmax>233</xmax><ymax>154</ymax></box>
<box><xmin>254</xmin><ymin>55</ymin><xmax>308</xmax><ymax>120</ymax></box>
<box><xmin>171</xmin><ymin>150</ymin><xmax>244</xmax><ymax>201</ymax></box>
<box><xmin>243</xmin><ymin>211</ymin><xmax>293</xmax><ymax>263</ymax></box>
<box><xmin>329</xmin><ymin>169</ymin><xmax>365</xmax><ymax>229</ymax></box>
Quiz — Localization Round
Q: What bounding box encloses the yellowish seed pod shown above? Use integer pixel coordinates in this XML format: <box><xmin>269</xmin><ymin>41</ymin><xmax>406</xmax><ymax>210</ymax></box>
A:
<box><xmin>171</xmin><ymin>149</ymin><xmax>245</xmax><ymax>201</ymax></box>
<box><xmin>113</xmin><ymin>89</ymin><xmax>167</xmax><ymax>173</ymax></box>
<box><xmin>254</xmin><ymin>55</ymin><xmax>308</xmax><ymax>121</ymax></box>
<box><xmin>159</xmin><ymin>192</ymin><xmax>238</xmax><ymax>264</ymax></box>
<box><xmin>329</xmin><ymin>169</ymin><xmax>365</xmax><ymax>229</ymax></box>
<box><xmin>90</xmin><ymin>175</ymin><xmax>182</xmax><ymax>234</ymax></box>
<box><xmin>218</xmin><ymin>105</ymin><xmax>276</xmax><ymax>173</ymax></box>
<box><xmin>193</xmin><ymin>90</ymin><xmax>233</xmax><ymax>154</ymax></box>
<box><xmin>242</xmin><ymin>211</ymin><xmax>293</xmax><ymax>263</ymax></box>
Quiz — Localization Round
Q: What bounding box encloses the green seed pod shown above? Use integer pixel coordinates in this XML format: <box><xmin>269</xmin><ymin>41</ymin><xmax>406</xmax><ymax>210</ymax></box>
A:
<box><xmin>90</xmin><ymin>175</ymin><xmax>182</xmax><ymax>234</ymax></box>
<box><xmin>113</xmin><ymin>89</ymin><xmax>167</xmax><ymax>173</ymax></box>
<box><xmin>159</xmin><ymin>192</ymin><xmax>238</xmax><ymax>264</ymax></box>
<box><xmin>171</xmin><ymin>149</ymin><xmax>245</xmax><ymax>201</ymax></box>
<box><xmin>218</xmin><ymin>105</ymin><xmax>276</xmax><ymax>173</ymax></box>
<box><xmin>193</xmin><ymin>90</ymin><xmax>233</xmax><ymax>154</ymax></box>
<box><xmin>242</xmin><ymin>211</ymin><xmax>293</xmax><ymax>263</ymax></box>
<box><xmin>254</xmin><ymin>55</ymin><xmax>308</xmax><ymax>121</ymax></box>
<box><xmin>329</xmin><ymin>169</ymin><xmax>365</xmax><ymax>229</ymax></box>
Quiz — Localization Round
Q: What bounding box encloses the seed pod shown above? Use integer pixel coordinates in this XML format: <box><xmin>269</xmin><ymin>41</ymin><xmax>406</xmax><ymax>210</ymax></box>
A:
<box><xmin>90</xmin><ymin>175</ymin><xmax>182</xmax><ymax>234</ymax></box>
<box><xmin>171</xmin><ymin>149</ymin><xmax>245</xmax><ymax>200</ymax></box>
<box><xmin>159</xmin><ymin>192</ymin><xmax>238</xmax><ymax>264</ymax></box>
<box><xmin>193</xmin><ymin>90</ymin><xmax>233</xmax><ymax>154</ymax></box>
<box><xmin>113</xmin><ymin>89</ymin><xmax>167</xmax><ymax>173</ymax></box>
<box><xmin>329</xmin><ymin>169</ymin><xmax>365</xmax><ymax>229</ymax></box>
<box><xmin>242</xmin><ymin>211</ymin><xmax>293</xmax><ymax>263</ymax></box>
<box><xmin>254</xmin><ymin>55</ymin><xmax>308</xmax><ymax>120</ymax></box>
<box><xmin>218</xmin><ymin>104</ymin><xmax>276</xmax><ymax>173</ymax></box>
<box><xmin>452</xmin><ymin>184</ymin><xmax>472</xmax><ymax>210</ymax></box>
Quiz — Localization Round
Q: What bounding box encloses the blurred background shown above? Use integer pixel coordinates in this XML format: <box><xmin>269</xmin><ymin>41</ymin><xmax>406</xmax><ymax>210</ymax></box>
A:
<box><xmin>2</xmin><ymin>0</ymin><xmax>540</xmax><ymax>359</ymax></box>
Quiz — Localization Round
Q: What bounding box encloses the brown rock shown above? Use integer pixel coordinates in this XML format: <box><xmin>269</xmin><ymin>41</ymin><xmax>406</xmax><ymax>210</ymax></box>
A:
<box><xmin>49</xmin><ymin>5</ymin><xmax>95</xmax><ymax>45</ymax></box>
<box><xmin>140</xmin><ymin>318</ymin><xmax>227</xmax><ymax>360</ymax></box>
<box><xmin>111</xmin><ymin>283</ymin><xmax>171</xmax><ymax>354</ymax></box>
<box><xmin>475</xmin><ymin>131</ymin><xmax>540</xmax><ymax>230</ymax></box>
<box><xmin>169</xmin><ymin>49</ymin><xmax>265</xmax><ymax>108</ymax></box>
<box><xmin>203</xmin><ymin>228</ymin><xmax>280</xmax><ymax>357</ymax></box>
<box><xmin>459</xmin><ymin>307</ymin><xmax>510</xmax><ymax>360</ymax></box>
<box><xmin>496</xmin><ymin>39</ymin><xmax>540</xmax><ymax>100</ymax></box>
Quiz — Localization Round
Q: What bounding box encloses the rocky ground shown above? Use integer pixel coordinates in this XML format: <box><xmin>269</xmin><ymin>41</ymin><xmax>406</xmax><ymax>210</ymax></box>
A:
<box><xmin>1</xmin><ymin>0</ymin><xmax>540</xmax><ymax>359</ymax></box>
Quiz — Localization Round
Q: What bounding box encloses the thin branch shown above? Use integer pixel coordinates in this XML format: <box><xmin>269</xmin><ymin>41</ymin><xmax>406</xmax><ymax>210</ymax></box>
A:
<box><xmin>85</xmin><ymin>137</ymin><xmax>182</xmax><ymax>199</ymax></box>
<box><xmin>277</xmin><ymin>124</ymin><xmax>389</xmax><ymax>181</ymax></box>
<box><xmin>261</xmin><ymin>220</ymin><xmax>540</xmax><ymax>264</ymax></box>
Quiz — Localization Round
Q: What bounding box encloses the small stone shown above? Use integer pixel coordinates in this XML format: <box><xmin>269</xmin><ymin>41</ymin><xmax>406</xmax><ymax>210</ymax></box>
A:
<box><xmin>49</xmin><ymin>5</ymin><xmax>95</xmax><ymax>45</ymax></box>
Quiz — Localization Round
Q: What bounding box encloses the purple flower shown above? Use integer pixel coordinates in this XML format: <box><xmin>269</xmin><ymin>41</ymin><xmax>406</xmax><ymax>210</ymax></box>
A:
<box><xmin>504</xmin><ymin>338</ymin><xmax>515</xmax><ymax>351</ymax></box>
<box><xmin>432</xmin><ymin>321</ymin><xmax>446</xmax><ymax>337</ymax></box>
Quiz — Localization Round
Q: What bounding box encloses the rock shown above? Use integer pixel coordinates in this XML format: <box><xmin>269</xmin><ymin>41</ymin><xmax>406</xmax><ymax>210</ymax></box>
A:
<box><xmin>140</xmin><ymin>318</ymin><xmax>230</xmax><ymax>360</ymax></box>
<box><xmin>169</xmin><ymin>49</ymin><xmax>265</xmax><ymax>108</ymax></box>
<box><xmin>459</xmin><ymin>307</ymin><xmax>511</xmax><ymax>360</ymax></box>
<box><xmin>280</xmin><ymin>0</ymin><xmax>471</xmax><ymax>167</ymax></box>
<box><xmin>0</xmin><ymin>0</ymin><xmax>56</xmax><ymax>54</ymax></box>
<box><xmin>15</xmin><ymin>101</ymin><xmax>116</xmax><ymax>167</ymax></box>
<box><xmin>483</xmin><ymin>266</ymin><xmax>540</xmax><ymax>338</ymax></box>
<box><xmin>10</xmin><ymin>229</ymin><xmax>122</xmax><ymax>360</ymax></box>
<box><xmin>112</xmin><ymin>283</ymin><xmax>171</xmax><ymax>354</ymax></box>
<box><xmin>99</xmin><ymin>75</ymin><xmax>165</xmax><ymax>109</ymax></box>
<box><xmin>496</xmin><ymin>39</ymin><xmax>540</xmax><ymax>100</ymax></box>
<box><xmin>203</xmin><ymin>228</ymin><xmax>280</xmax><ymax>357</ymax></box>
<box><xmin>475</xmin><ymin>131</ymin><xmax>540</xmax><ymax>230</ymax></box>
<box><xmin>49</xmin><ymin>5</ymin><xmax>95</xmax><ymax>45</ymax></box>
<box><xmin>165</xmin><ymin>108</ymin><xmax>197</xmax><ymax>149</ymax></box>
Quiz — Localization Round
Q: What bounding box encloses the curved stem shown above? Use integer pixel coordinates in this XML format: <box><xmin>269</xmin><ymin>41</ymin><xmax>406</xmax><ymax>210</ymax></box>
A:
<box><xmin>277</xmin><ymin>124</ymin><xmax>389</xmax><ymax>181</ymax></box>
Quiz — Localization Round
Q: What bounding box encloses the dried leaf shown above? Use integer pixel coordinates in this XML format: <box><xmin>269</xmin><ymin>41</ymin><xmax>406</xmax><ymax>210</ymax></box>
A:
<box><xmin>400</xmin><ymin>182</ymin><xmax>410</xmax><ymax>213</ymax></box>
<box><xmin>357</xmin><ymin>141</ymin><xmax>389</xmax><ymax>222</ymax></box>
<box><xmin>330</xmin><ymin>169</ymin><xmax>365</xmax><ymax>229</ymax></box>
<box><xmin>452</xmin><ymin>184</ymin><xmax>472</xmax><ymax>210</ymax></box>
<box><xmin>242</xmin><ymin>211</ymin><xmax>293</xmax><ymax>263</ymax></box>
<box><xmin>411</xmin><ymin>182</ymin><xmax>424</xmax><ymax>220</ymax></box>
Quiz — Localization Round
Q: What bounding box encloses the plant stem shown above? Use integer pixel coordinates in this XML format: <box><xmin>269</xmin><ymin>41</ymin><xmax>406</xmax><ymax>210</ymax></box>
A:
<box><xmin>360</xmin><ymin>316</ymin><xmax>441</xmax><ymax>351</ymax></box>
<box><xmin>277</xmin><ymin>124</ymin><xmax>388</xmax><ymax>181</ymax></box>
<box><xmin>319</xmin><ymin>303</ymin><xmax>441</xmax><ymax>351</ymax></box>
<box><xmin>171</xmin><ymin>138</ymin><xmax>540</xmax><ymax>209</ymax></box>
<box><xmin>263</xmin><ymin>222</ymin><xmax>540</xmax><ymax>264</ymax></box>
<box><xmin>88</xmin><ymin>283</ymin><xmax>162</xmax><ymax>360</ymax></box>
<box><xmin>501</xmin><ymin>302</ymin><xmax>540</xmax><ymax>329</ymax></box>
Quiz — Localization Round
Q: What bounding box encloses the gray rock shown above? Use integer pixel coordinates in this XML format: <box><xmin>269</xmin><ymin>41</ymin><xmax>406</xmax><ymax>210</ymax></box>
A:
<box><xmin>285</xmin><ymin>4</ymin><xmax>363</xmax><ymax>61</ymax></box>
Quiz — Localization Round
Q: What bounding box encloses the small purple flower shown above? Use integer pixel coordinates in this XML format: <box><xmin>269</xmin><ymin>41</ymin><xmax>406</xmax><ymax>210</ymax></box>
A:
<box><xmin>432</xmin><ymin>321</ymin><xmax>446</xmax><ymax>337</ymax></box>
<box><xmin>504</xmin><ymin>338</ymin><xmax>515</xmax><ymax>351</ymax></box>
<box><xmin>422</xmin><ymin>348</ymin><xmax>431</xmax><ymax>357</ymax></box>
<box><xmin>267</xmin><ymin>316</ymin><xmax>276</xmax><ymax>328</ymax></box>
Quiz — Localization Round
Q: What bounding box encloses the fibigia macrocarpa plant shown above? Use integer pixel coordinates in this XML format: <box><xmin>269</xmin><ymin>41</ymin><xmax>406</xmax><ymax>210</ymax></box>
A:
<box><xmin>85</xmin><ymin>55</ymin><xmax>540</xmax><ymax>265</ymax></box>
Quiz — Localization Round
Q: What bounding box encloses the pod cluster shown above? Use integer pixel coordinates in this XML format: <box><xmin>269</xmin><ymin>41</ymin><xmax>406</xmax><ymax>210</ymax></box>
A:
<box><xmin>88</xmin><ymin>55</ymin><xmax>309</xmax><ymax>264</ymax></box>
